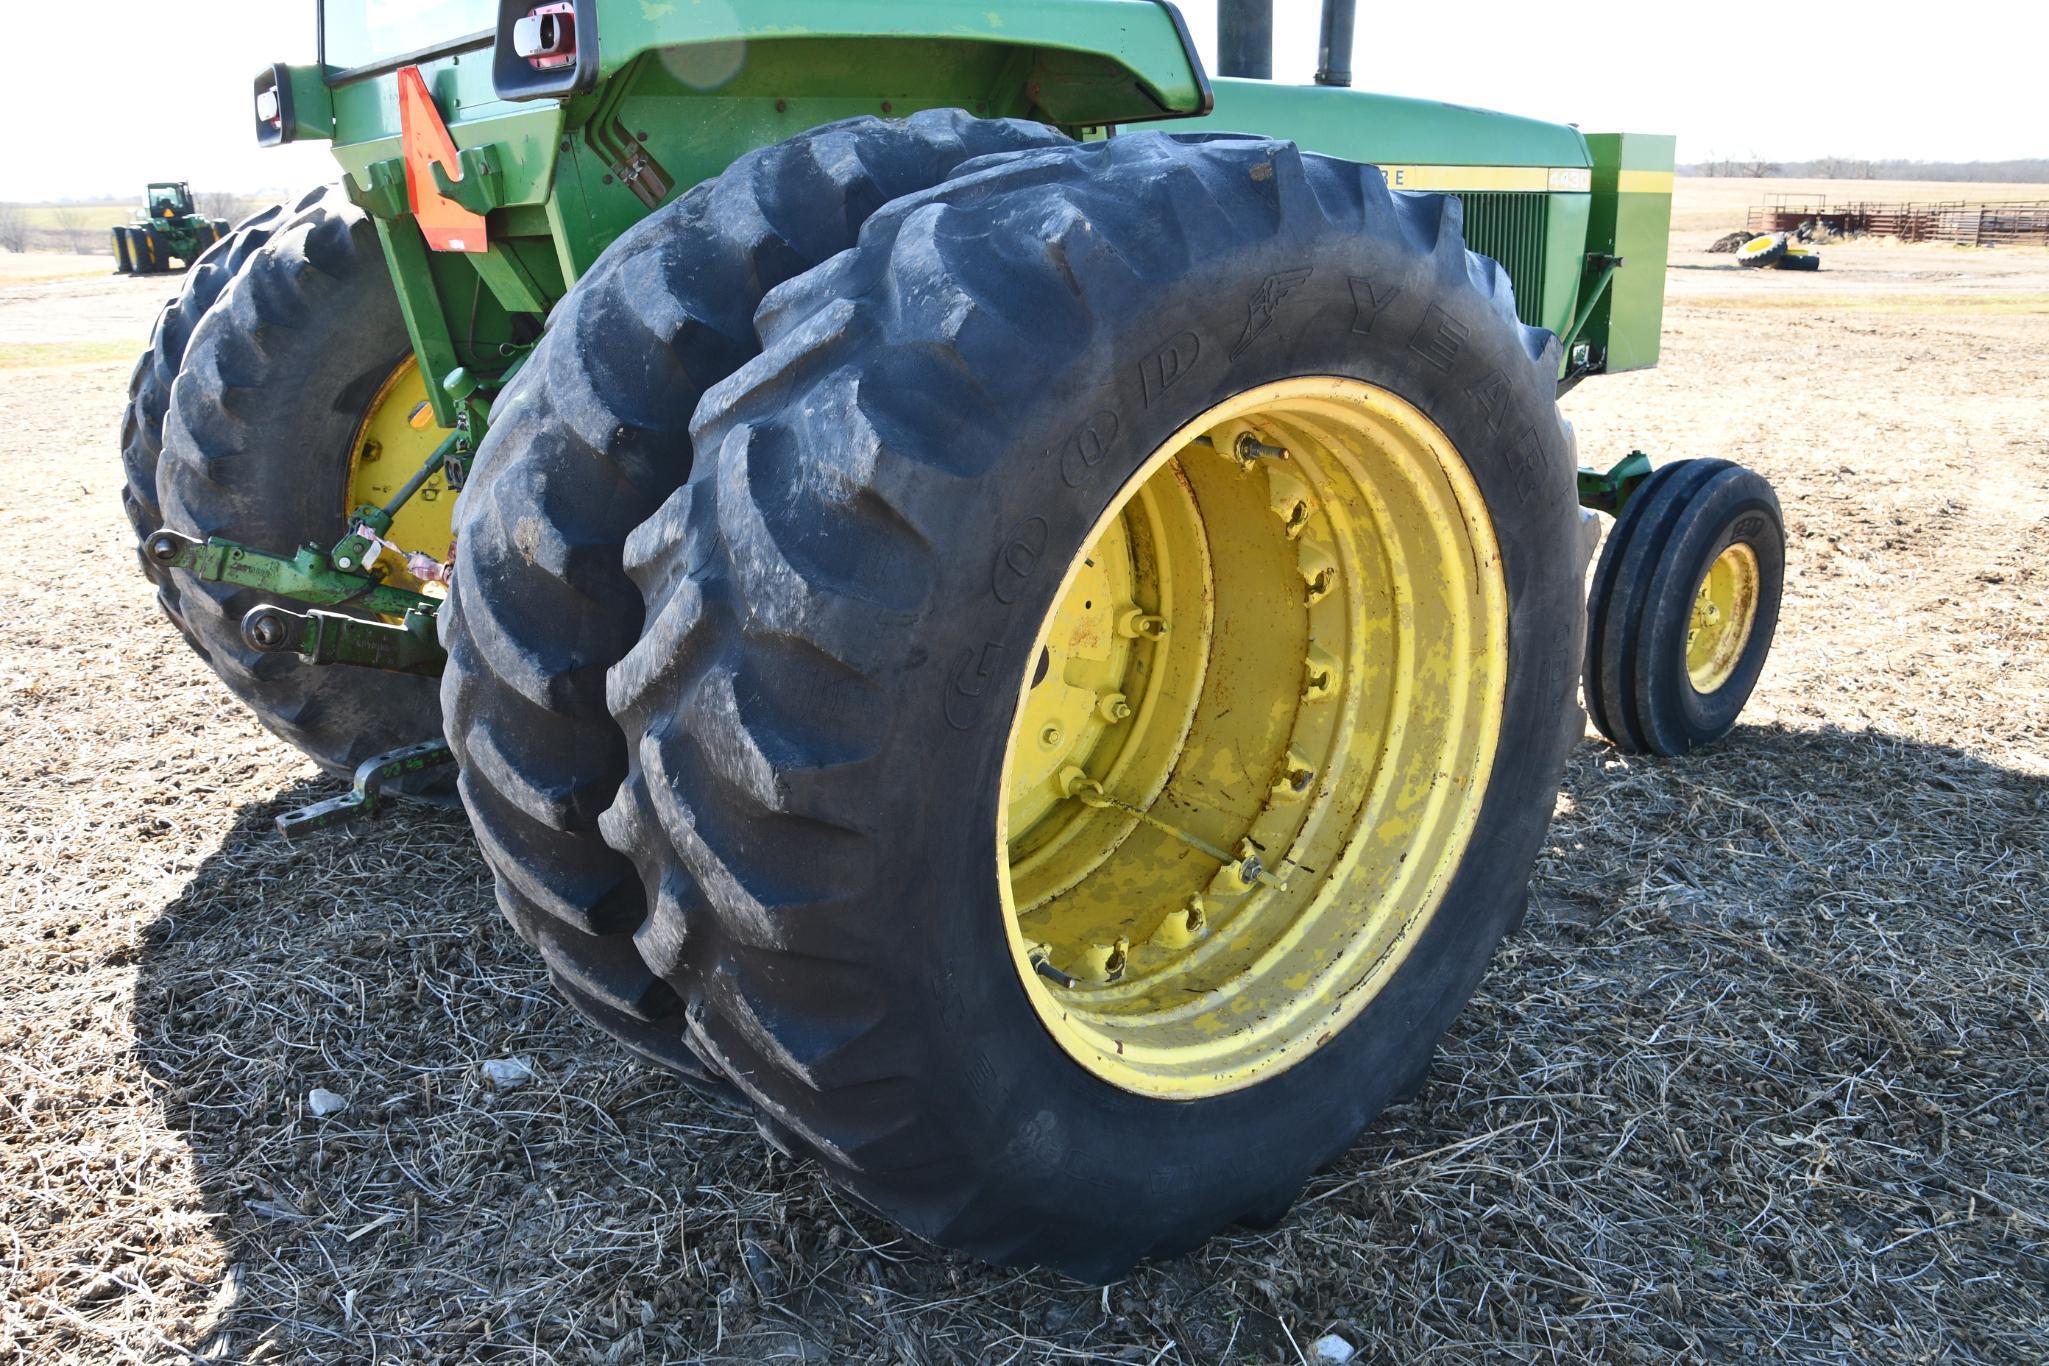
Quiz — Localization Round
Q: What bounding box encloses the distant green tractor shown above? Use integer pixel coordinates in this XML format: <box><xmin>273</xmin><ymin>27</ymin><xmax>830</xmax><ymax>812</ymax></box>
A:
<box><xmin>121</xmin><ymin>0</ymin><xmax>1786</xmax><ymax>1277</ymax></box>
<box><xmin>110</xmin><ymin>182</ymin><xmax>228</xmax><ymax>275</ymax></box>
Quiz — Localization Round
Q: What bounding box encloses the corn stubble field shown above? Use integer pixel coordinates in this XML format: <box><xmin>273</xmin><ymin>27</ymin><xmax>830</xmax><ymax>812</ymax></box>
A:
<box><xmin>1</xmin><ymin>185</ymin><xmax>2045</xmax><ymax>1362</ymax></box>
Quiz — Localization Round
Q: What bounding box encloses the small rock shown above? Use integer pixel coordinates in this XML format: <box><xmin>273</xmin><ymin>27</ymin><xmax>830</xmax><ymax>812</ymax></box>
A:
<box><xmin>480</xmin><ymin>1057</ymin><xmax>535</xmax><ymax>1090</ymax></box>
<box><xmin>1311</xmin><ymin>1334</ymin><xmax>1357</xmax><ymax>1364</ymax></box>
<box><xmin>306</xmin><ymin>1087</ymin><xmax>349</xmax><ymax>1117</ymax></box>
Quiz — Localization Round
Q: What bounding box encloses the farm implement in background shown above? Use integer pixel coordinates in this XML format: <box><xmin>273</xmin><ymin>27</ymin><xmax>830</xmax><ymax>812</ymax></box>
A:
<box><xmin>123</xmin><ymin>0</ymin><xmax>1785</xmax><ymax>1279</ymax></box>
<box><xmin>110</xmin><ymin>182</ymin><xmax>229</xmax><ymax>275</ymax></box>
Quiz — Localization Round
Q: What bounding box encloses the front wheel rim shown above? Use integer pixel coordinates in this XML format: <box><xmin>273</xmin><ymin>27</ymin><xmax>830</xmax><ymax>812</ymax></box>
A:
<box><xmin>1685</xmin><ymin>542</ymin><xmax>1761</xmax><ymax>694</ymax></box>
<box><xmin>994</xmin><ymin>377</ymin><xmax>1510</xmax><ymax>1099</ymax></box>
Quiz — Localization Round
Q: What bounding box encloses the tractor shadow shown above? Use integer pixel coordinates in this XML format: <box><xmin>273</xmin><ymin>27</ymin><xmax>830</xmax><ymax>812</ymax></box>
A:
<box><xmin>130</xmin><ymin>725</ymin><xmax>2048</xmax><ymax>1360</ymax></box>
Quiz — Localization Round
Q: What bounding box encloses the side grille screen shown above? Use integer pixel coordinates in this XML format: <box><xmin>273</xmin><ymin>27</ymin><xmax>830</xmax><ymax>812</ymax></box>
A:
<box><xmin>1449</xmin><ymin>191</ymin><xmax>1550</xmax><ymax>328</ymax></box>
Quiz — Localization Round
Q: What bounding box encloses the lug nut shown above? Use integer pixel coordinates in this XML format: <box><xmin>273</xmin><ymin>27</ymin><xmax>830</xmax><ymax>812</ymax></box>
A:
<box><xmin>1235</xmin><ymin>432</ymin><xmax>1289</xmax><ymax>462</ymax></box>
<box><xmin>1117</xmin><ymin>609</ymin><xmax>1167</xmax><ymax>639</ymax></box>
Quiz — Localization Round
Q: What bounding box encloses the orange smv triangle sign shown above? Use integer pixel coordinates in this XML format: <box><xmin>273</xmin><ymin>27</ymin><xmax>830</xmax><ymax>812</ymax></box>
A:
<box><xmin>397</xmin><ymin>65</ymin><xmax>488</xmax><ymax>254</ymax></box>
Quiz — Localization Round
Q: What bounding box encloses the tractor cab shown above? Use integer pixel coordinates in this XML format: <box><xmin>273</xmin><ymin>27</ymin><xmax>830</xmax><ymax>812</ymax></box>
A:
<box><xmin>146</xmin><ymin>182</ymin><xmax>194</xmax><ymax>220</ymax></box>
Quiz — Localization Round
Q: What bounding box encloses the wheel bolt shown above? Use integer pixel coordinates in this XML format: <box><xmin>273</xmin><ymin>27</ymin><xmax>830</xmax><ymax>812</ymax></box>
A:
<box><xmin>1117</xmin><ymin>609</ymin><xmax>1167</xmax><ymax>639</ymax></box>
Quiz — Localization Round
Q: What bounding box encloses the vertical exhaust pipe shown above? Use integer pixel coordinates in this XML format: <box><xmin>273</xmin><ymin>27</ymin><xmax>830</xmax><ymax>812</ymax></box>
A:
<box><xmin>1316</xmin><ymin>0</ymin><xmax>1357</xmax><ymax>87</ymax></box>
<box><xmin>1217</xmin><ymin>0</ymin><xmax>1273</xmax><ymax>80</ymax></box>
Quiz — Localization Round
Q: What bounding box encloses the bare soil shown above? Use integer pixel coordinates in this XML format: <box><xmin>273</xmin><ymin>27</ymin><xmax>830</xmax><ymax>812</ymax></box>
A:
<box><xmin>1</xmin><ymin>229</ymin><xmax>2044</xmax><ymax>1362</ymax></box>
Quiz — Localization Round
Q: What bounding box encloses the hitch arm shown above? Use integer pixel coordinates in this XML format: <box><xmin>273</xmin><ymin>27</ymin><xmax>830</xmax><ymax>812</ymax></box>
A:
<box><xmin>275</xmin><ymin>739</ymin><xmax>456</xmax><ymax>838</ymax></box>
<box><xmin>241</xmin><ymin>603</ymin><xmax>446</xmax><ymax>677</ymax></box>
<box><xmin>145</xmin><ymin>529</ymin><xmax>435</xmax><ymax>620</ymax></box>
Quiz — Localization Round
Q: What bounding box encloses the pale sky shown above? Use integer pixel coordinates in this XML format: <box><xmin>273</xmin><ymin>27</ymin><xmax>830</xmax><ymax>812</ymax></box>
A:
<box><xmin>1</xmin><ymin>0</ymin><xmax>2041</xmax><ymax>202</ymax></box>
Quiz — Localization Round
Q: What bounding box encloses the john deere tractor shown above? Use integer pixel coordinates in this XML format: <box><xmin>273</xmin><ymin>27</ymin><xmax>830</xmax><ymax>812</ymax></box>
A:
<box><xmin>123</xmin><ymin>0</ymin><xmax>1785</xmax><ymax>1277</ymax></box>
<box><xmin>110</xmin><ymin>182</ymin><xmax>229</xmax><ymax>275</ymax></box>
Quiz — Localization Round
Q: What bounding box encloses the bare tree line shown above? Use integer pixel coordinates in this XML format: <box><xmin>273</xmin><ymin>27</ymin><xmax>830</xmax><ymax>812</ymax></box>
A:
<box><xmin>0</xmin><ymin>204</ymin><xmax>29</xmax><ymax>253</ymax></box>
<box><xmin>1686</xmin><ymin>156</ymin><xmax>2049</xmax><ymax>182</ymax></box>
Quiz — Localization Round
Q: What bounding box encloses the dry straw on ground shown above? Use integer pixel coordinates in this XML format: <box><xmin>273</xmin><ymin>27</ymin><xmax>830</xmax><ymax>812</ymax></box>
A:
<box><xmin>1</xmin><ymin>223</ymin><xmax>2044</xmax><ymax>1361</ymax></box>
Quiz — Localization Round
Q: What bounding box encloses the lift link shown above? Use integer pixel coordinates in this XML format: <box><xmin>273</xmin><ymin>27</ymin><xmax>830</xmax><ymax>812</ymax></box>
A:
<box><xmin>143</xmin><ymin>529</ymin><xmax>436</xmax><ymax>620</ymax></box>
<box><xmin>330</xmin><ymin>359</ymin><xmax>516</xmax><ymax>574</ymax></box>
<box><xmin>274</xmin><ymin>738</ymin><xmax>457</xmax><ymax>839</ymax></box>
<box><xmin>241</xmin><ymin>603</ymin><xmax>446</xmax><ymax>677</ymax></box>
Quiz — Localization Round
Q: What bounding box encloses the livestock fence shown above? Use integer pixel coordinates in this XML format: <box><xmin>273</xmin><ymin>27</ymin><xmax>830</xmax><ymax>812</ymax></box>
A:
<box><xmin>1747</xmin><ymin>194</ymin><xmax>2049</xmax><ymax>245</ymax></box>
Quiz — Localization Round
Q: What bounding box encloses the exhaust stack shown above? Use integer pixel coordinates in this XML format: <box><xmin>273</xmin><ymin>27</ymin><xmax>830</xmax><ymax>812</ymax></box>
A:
<box><xmin>1316</xmin><ymin>1</ymin><xmax>1358</xmax><ymax>87</ymax></box>
<box><xmin>1217</xmin><ymin>0</ymin><xmax>1273</xmax><ymax>80</ymax></box>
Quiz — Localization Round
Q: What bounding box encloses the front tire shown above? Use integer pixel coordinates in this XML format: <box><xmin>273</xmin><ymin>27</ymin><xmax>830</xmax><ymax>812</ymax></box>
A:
<box><xmin>601</xmin><ymin>134</ymin><xmax>1587</xmax><ymax>1276</ymax></box>
<box><xmin>1585</xmin><ymin>459</ymin><xmax>1785</xmax><ymax>755</ymax></box>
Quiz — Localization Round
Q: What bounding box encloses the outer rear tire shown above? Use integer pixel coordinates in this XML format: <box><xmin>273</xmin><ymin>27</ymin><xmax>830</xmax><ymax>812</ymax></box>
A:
<box><xmin>599</xmin><ymin>133</ymin><xmax>1585</xmax><ymax>1276</ymax></box>
<box><xmin>439</xmin><ymin>111</ymin><xmax>1072</xmax><ymax>1077</ymax></box>
<box><xmin>152</xmin><ymin>188</ymin><xmax>445</xmax><ymax>778</ymax></box>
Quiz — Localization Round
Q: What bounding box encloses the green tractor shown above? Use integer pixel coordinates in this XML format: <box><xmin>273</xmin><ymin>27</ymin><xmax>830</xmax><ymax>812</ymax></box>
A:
<box><xmin>123</xmin><ymin>0</ymin><xmax>1786</xmax><ymax>1277</ymax></box>
<box><xmin>110</xmin><ymin>182</ymin><xmax>230</xmax><ymax>275</ymax></box>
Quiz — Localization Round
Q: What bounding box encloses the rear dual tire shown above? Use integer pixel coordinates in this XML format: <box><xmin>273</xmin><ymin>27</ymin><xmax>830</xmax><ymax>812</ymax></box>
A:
<box><xmin>576</xmin><ymin>132</ymin><xmax>1586</xmax><ymax>1276</ymax></box>
<box><xmin>439</xmin><ymin>110</ymin><xmax>1072</xmax><ymax>1079</ymax></box>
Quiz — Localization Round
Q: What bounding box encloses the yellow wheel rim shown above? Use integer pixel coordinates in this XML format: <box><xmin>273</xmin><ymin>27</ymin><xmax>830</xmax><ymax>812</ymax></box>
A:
<box><xmin>343</xmin><ymin>356</ymin><xmax>455</xmax><ymax>596</ymax></box>
<box><xmin>1685</xmin><ymin>542</ymin><xmax>1760</xmax><ymax>694</ymax></box>
<box><xmin>995</xmin><ymin>378</ymin><xmax>1509</xmax><ymax>1099</ymax></box>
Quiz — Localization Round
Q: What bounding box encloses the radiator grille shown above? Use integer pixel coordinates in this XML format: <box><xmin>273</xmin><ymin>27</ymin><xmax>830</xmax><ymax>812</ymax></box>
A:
<box><xmin>1448</xmin><ymin>191</ymin><xmax>1550</xmax><ymax>328</ymax></box>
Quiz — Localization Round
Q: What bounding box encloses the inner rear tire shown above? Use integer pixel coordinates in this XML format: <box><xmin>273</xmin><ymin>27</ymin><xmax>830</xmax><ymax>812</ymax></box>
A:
<box><xmin>438</xmin><ymin>111</ymin><xmax>1072</xmax><ymax>1078</ymax></box>
<box><xmin>599</xmin><ymin>133</ymin><xmax>1586</xmax><ymax>1277</ymax></box>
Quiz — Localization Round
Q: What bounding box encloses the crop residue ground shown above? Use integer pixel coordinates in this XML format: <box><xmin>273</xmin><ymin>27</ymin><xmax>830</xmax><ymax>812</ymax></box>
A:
<box><xmin>1</xmin><ymin>201</ymin><xmax>2044</xmax><ymax>1361</ymax></box>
